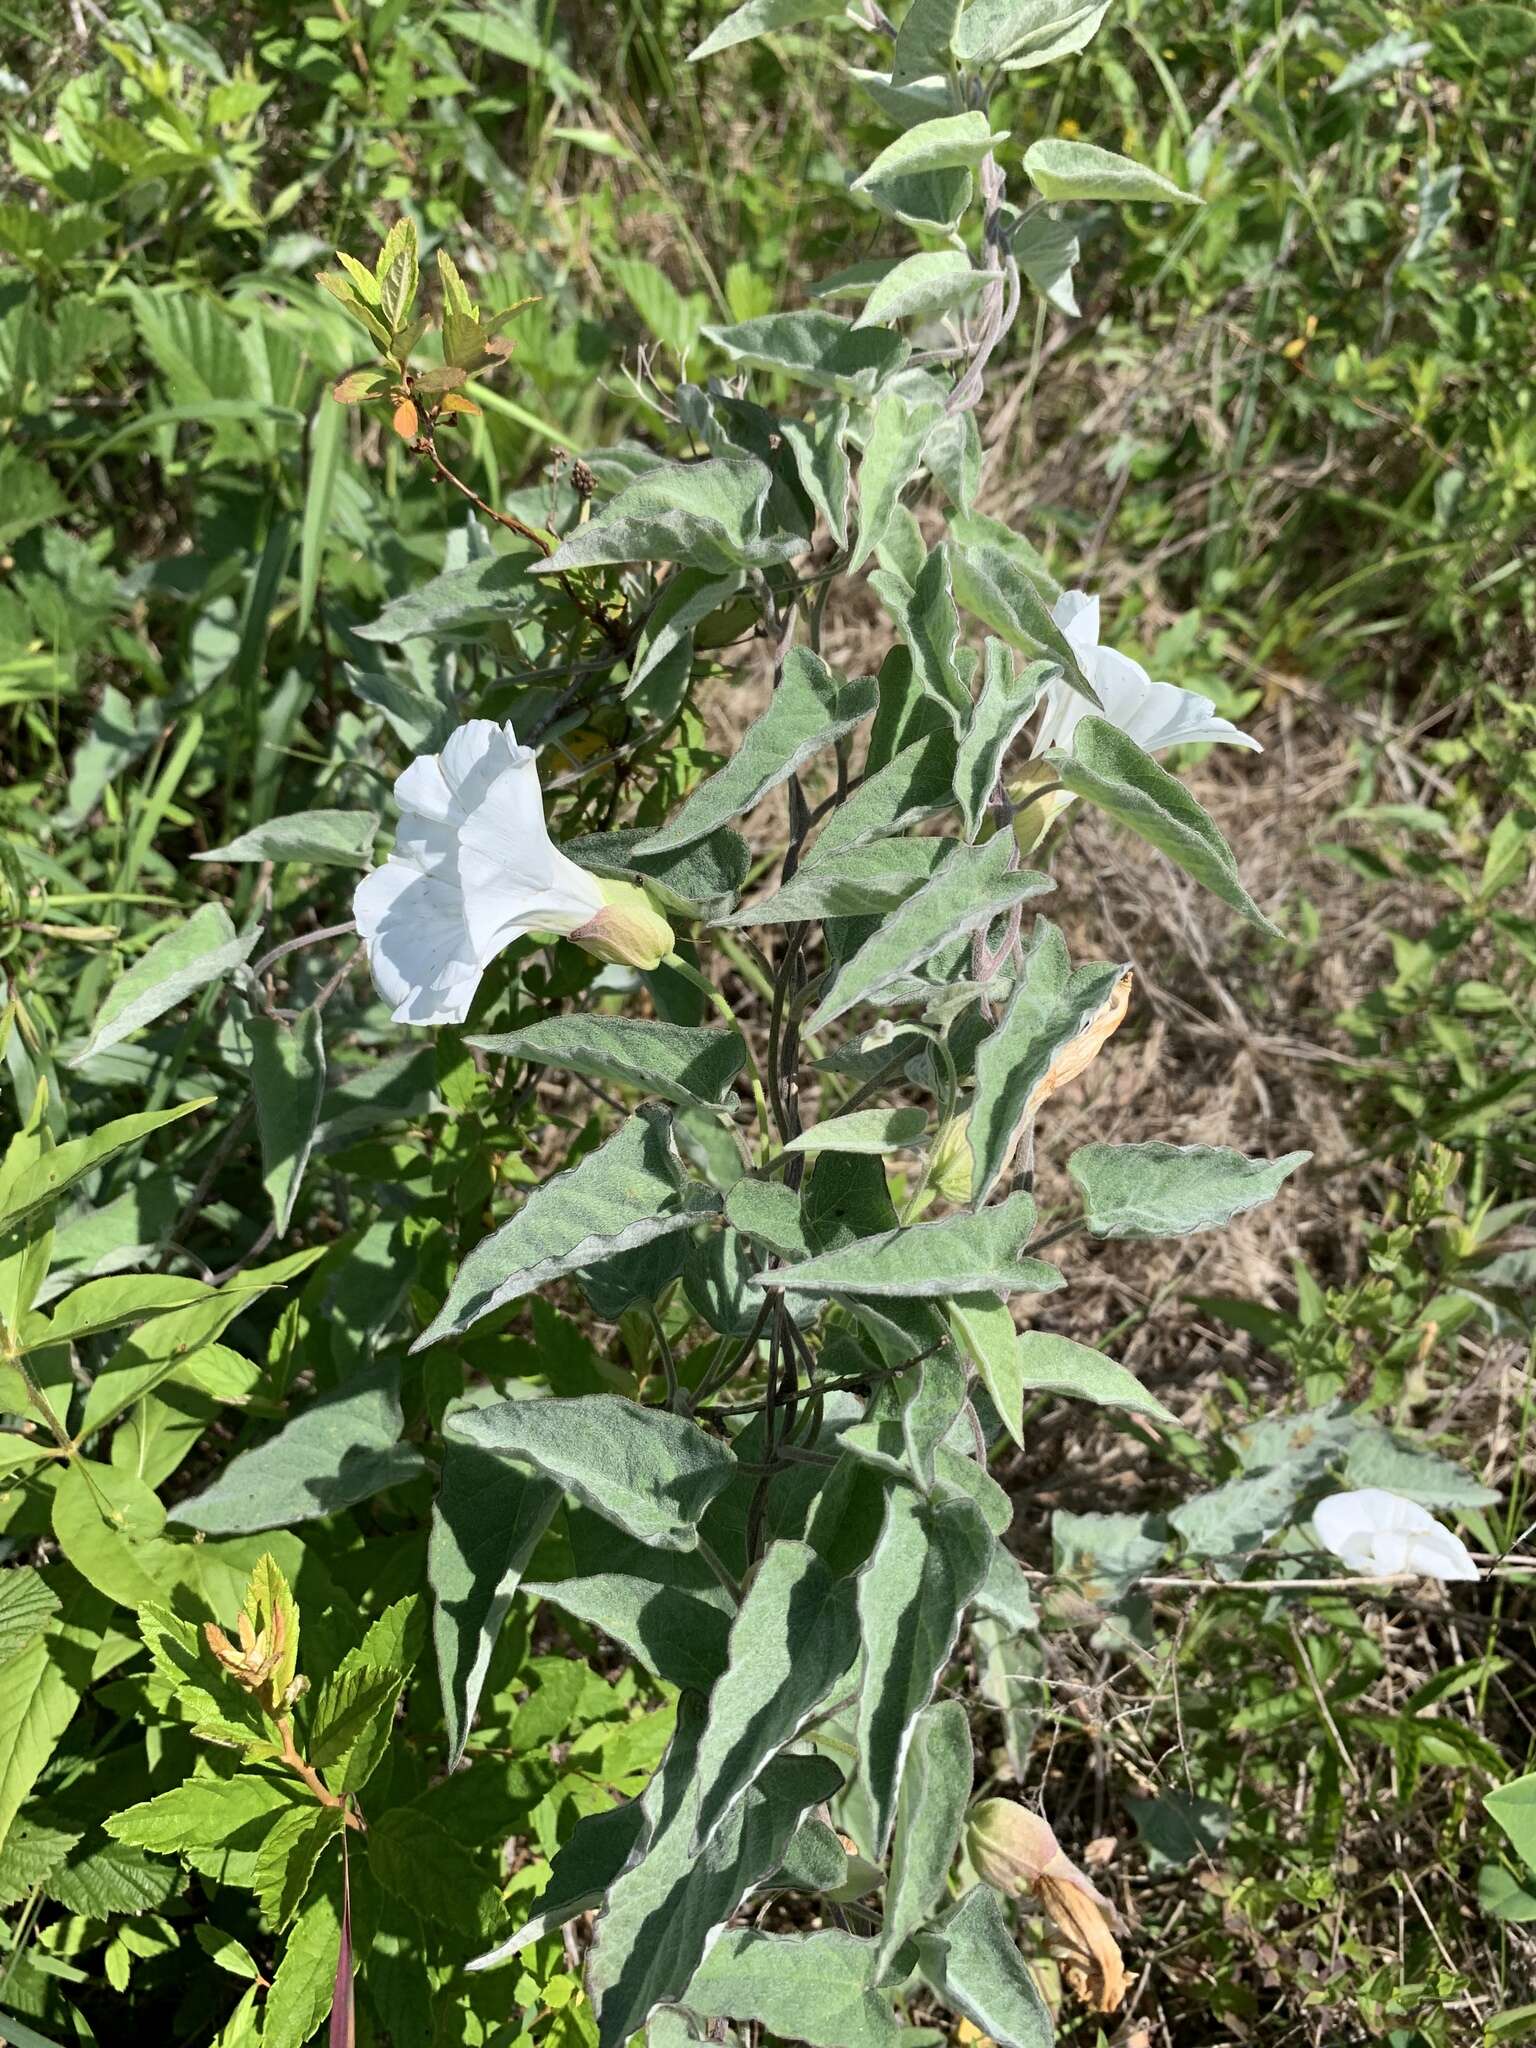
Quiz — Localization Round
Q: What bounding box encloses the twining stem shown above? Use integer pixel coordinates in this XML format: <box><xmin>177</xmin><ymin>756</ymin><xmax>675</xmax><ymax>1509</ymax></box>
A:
<box><xmin>275</xmin><ymin>1715</ymin><xmax>365</xmax><ymax>1832</ymax></box>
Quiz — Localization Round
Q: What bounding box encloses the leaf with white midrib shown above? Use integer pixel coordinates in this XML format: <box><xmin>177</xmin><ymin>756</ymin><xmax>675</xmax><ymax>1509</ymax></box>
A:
<box><xmin>468</xmin><ymin>1016</ymin><xmax>745</xmax><ymax>1111</ymax></box>
<box><xmin>754</xmin><ymin>1190</ymin><xmax>1061</xmax><ymax>1301</ymax></box>
<box><xmin>1068</xmin><ymin>1140</ymin><xmax>1309</xmax><ymax>1238</ymax></box>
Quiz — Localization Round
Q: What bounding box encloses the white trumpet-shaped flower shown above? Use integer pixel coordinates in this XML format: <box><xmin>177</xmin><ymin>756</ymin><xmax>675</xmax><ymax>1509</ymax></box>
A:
<box><xmin>1313</xmin><ymin>1488</ymin><xmax>1480</xmax><ymax>1583</ymax></box>
<box><xmin>354</xmin><ymin>720</ymin><xmax>673</xmax><ymax>1026</ymax></box>
<box><xmin>1031</xmin><ymin>590</ymin><xmax>1263</xmax><ymax>760</ymax></box>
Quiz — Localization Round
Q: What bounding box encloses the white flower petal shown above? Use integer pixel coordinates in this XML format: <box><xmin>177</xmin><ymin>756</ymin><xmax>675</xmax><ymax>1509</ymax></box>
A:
<box><xmin>1051</xmin><ymin>589</ymin><xmax>1100</xmax><ymax>668</ymax></box>
<box><xmin>1313</xmin><ymin>1488</ymin><xmax>1479</xmax><ymax>1583</ymax></box>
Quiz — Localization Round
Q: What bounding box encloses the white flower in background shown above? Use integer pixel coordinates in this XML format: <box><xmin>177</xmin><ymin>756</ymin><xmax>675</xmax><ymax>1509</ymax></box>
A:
<box><xmin>1031</xmin><ymin>590</ymin><xmax>1263</xmax><ymax>760</ymax></box>
<box><xmin>1313</xmin><ymin>1488</ymin><xmax>1480</xmax><ymax>1582</ymax></box>
<box><xmin>354</xmin><ymin>720</ymin><xmax>673</xmax><ymax>1026</ymax></box>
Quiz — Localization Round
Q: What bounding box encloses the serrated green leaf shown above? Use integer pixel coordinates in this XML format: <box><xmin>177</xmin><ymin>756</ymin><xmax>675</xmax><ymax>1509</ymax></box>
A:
<box><xmin>702</xmin><ymin>313</ymin><xmax>909</xmax><ymax>398</ymax></box>
<box><xmin>430</xmin><ymin>1427</ymin><xmax>561</xmax><ymax>1767</ymax></box>
<box><xmin>955</xmin><ymin>647</ymin><xmax>1050</xmax><ymax>840</ymax></box>
<box><xmin>254</xmin><ymin>1804</ymin><xmax>343</xmax><ymax>1928</ymax></box>
<box><xmin>171</xmin><ymin>1359</ymin><xmax>427</xmax><ymax>1533</ymax></box>
<box><xmin>369</xmin><ymin>1804</ymin><xmax>505</xmax><ymax>1937</ymax></box>
<box><xmin>198</xmin><ymin>810</ymin><xmax>379</xmax><ymax>867</ymax></box>
<box><xmin>446</xmin><ymin>1393</ymin><xmax>737</xmax><ymax>1552</ymax></box>
<box><xmin>49</xmin><ymin>1837</ymin><xmax>180</xmax><ymax>1916</ymax></box>
<box><xmin>1022</xmin><ymin>136</ymin><xmax>1195</xmax><ymax>203</ymax></box>
<box><xmin>416</xmin><ymin>1107</ymin><xmax>719</xmax><ymax>1347</ymax></box>
<box><xmin>641</xmin><ymin>648</ymin><xmax>876</xmax><ymax>856</ymax></box>
<box><xmin>308</xmin><ymin>1663</ymin><xmax>403</xmax><ymax>1795</ymax></box>
<box><xmin>50</xmin><ymin>1457</ymin><xmax>173</xmax><ymax>1608</ymax></box>
<box><xmin>105</xmin><ymin>1775</ymin><xmax>303</xmax><ymax>1878</ymax></box>
<box><xmin>691</xmin><ymin>1539</ymin><xmax>858</xmax><ymax>1848</ymax></box>
<box><xmin>469</xmin><ymin>1017</ymin><xmax>745</xmax><ymax>1111</ymax></box>
<box><xmin>1069</xmin><ymin>1141</ymin><xmax>1309</xmax><ymax>1238</ymax></box>
<box><xmin>0</xmin><ymin>1568</ymin><xmax>58</xmax><ymax>1666</ymax></box>
<box><xmin>803</xmin><ymin>835</ymin><xmax>1052</xmax><ymax>1034</ymax></box>
<box><xmin>784</xmin><ymin>1107</ymin><xmax>928</xmax><ymax>1157</ymax></box>
<box><xmin>1050</xmin><ymin>715</ymin><xmax>1277</xmax><ymax>932</ymax></box>
<box><xmin>686</xmin><ymin>1929</ymin><xmax>930</xmax><ymax>2046</ymax></box>
<box><xmin>853</xmin><ymin>1489</ymin><xmax>992</xmax><ymax>1854</ymax></box>
<box><xmin>918</xmin><ymin>1882</ymin><xmax>1053</xmax><ymax>2046</ymax></box>
<box><xmin>0</xmin><ymin>1820</ymin><xmax>78</xmax><ymax>1910</ymax></box>
<box><xmin>879</xmin><ymin>1697</ymin><xmax>972</xmax><ymax>1969</ymax></box>
<box><xmin>262</xmin><ymin>1883</ymin><xmax>341</xmax><ymax>2048</ymax></box>
<box><xmin>248</xmin><ymin>1007</ymin><xmax>326</xmax><ymax>1235</ymax></box>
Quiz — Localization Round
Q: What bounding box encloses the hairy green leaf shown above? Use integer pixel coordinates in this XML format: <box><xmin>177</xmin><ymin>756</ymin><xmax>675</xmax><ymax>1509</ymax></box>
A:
<box><xmin>248</xmin><ymin>1007</ymin><xmax>326</xmax><ymax>1235</ymax></box>
<box><xmin>879</xmin><ymin>1697</ymin><xmax>973</xmax><ymax>1969</ymax></box>
<box><xmin>198</xmin><ymin>811</ymin><xmax>379</xmax><ymax>867</ymax></box>
<box><xmin>1022</xmin><ymin>136</ymin><xmax>1195</xmax><ymax>203</ymax></box>
<box><xmin>469</xmin><ymin>1016</ymin><xmax>745</xmax><ymax>1111</ymax></box>
<box><xmin>71</xmin><ymin>904</ymin><xmax>258</xmax><ymax>1067</ymax></box>
<box><xmin>1069</xmin><ymin>1141</ymin><xmax>1309</xmax><ymax>1238</ymax></box>
<box><xmin>918</xmin><ymin>1882</ymin><xmax>1053</xmax><ymax>2046</ymax></box>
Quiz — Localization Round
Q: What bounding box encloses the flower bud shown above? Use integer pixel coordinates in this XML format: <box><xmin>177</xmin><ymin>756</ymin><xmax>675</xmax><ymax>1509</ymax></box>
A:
<box><xmin>967</xmin><ymin>1799</ymin><xmax>1064</xmax><ymax>1895</ymax></box>
<box><xmin>1008</xmin><ymin>760</ymin><xmax>1075</xmax><ymax>856</ymax></box>
<box><xmin>929</xmin><ymin>1112</ymin><xmax>976</xmax><ymax>1205</ymax></box>
<box><xmin>966</xmin><ymin>1801</ymin><xmax>1129</xmax><ymax>2014</ymax></box>
<box><xmin>571</xmin><ymin>878</ymin><xmax>675</xmax><ymax>972</ymax></box>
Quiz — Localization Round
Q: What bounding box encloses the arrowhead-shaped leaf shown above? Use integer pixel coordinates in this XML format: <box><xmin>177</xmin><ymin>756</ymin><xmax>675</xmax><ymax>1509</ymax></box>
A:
<box><xmin>1069</xmin><ymin>1140</ymin><xmax>1309</xmax><ymax>1238</ymax></box>
<box><xmin>685</xmin><ymin>1930</ymin><xmax>932</xmax><ymax>2047</ymax></box>
<box><xmin>917</xmin><ymin>1882</ymin><xmax>1053</xmax><ymax>2047</ymax></box>
<box><xmin>757</xmin><ymin>1190</ymin><xmax>1059</xmax><ymax>1301</ymax></box>
<box><xmin>954</xmin><ymin>647</ymin><xmax>1050</xmax><ymax>839</ymax></box>
<box><xmin>468</xmin><ymin>1017</ymin><xmax>745</xmax><ymax>1111</ymax></box>
<box><xmin>879</xmin><ymin>1697</ymin><xmax>973</xmax><ymax>1970</ymax></box>
<box><xmin>702</xmin><ymin>313</ymin><xmax>909</xmax><ymax>397</ymax></box>
<box><xmin>1022</xmin><ymin>136</ymin><xmax>1195</xmax><ymax>203</ymax></box>
<box><xmin>72</xmin><ymin>904</ymin><xmax>258</xmax><ymax>1066</ymax></box>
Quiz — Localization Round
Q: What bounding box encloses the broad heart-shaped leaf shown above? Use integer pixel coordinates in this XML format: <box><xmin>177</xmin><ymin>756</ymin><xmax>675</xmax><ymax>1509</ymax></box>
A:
<box><xmin>702</xmin><ymin>313</ymin><xmax>910</xmax><ymax>398</ymax></box>
<box><xmin>721</xmin><ymin>838</ymin><xmax>952</xmax><ymax>927</ymax></box>
<box><xmin>852</xmin><ymin>1488</ymin><xmax>992</xmax><ymax>1857</ymax></box>
<box><xmin>849</xmin><ymin>394</ymin><xmax>943</xmax><ymax>574</ymax></box>
<box><xmin>890</xmin><ymin>0</ymin><xmax>961</xmax><ymax>80</ymax></box>
<box><xmin>415</xmin><ymin>1106</ymin><xmax>719</xmax><ymax>1347</ymax></box>
<box><xmin>446</xmin><ymin>1394</ymin><xmax>737</xmax><ymax>1553</ymax></box>
<box><xmin>469</xmin><ymin>1017</ymin><xmax>745</xmax><ymax>1112</ymax></box>
<box><xmin>854</xmin><ymin>251</ymin><xmax>985</xmax><ymax>332</ymax></box>
<box><xmin>783</xmin><ymin>1107</ymin><xmax>928</xmax><ymax>1157</ymax></box>
<box><xmin>1022</xmin><ymin>135</ymin><xmax>1195</xmax><ymax>203</ymax></box>
<box><xmin>1487</xmin><ymin>1774</ymin><xmax>1536</xmax><ymax>1881</ymax></box>
<box><xmin>541</xmin><ymin>456</ymin><xmax>809</xmax><ymax>576</ymax></box>
<box><xmin>248</xmin><ymin>1006</ymin><xmax>326</xmax><ymax>1235</ymax></box>
<box><xmin>690</xmin><ymin>1539</ymin><xmax>859</xmax><ymax>1850</ymax></box>
<box><xmin>566</xmin><ymin>825</ymin><xmax>750</xmax><ymax>920</ymax></box>
<box><xmin>70</xmin><ymin>903</ymin><xmax>259</xmax><ymax>1066</ymax></box>
<box><xmin>640</xmin><ymin>649</ymin><xmax>877</xmax><ymax>857</ymax></box>
<box><xmin>955</xmin><ymin>0</ymin><xmax>1109</xmax><ymax>66</ymax></box>
<box><xmin>171</xmin><ymin>1359</ymin><xmax>427</xmax><ymax>1533</ymax></box>
<box><xmin>757</xmin><ymin>1192</ymin><xmax>1058</xmax><ymax>1301</ymax></box>
<box><xmin>586</xmin><ymin>1695</ymin><xmax>840</xmax><ymax>2048</ymax></box>
<box><xmin>951</xmin><ymin>541</ymin><xmax>1096</xmax><ymax>695</ymax></box>
<box><xmin>430</xmin><ymin>1422</ymin><xmax>561</xmax><ymax>1766</ymax></box>
<box><xmin>1050</xmin><ymin>716</ymin><xmax>1278</xmax><ymax>932</ymax></box>
<box><xmin>879</xmin><ymin>1697</ymin><xmax>973</xmax><ymax>1972</ymax></box>
<box><xmin>198</xmin><ymin>810</ymin><xmax>379</xmax><ymax>867</ymax></box>
<box><xmin>803</xmin><ymin>837</ymin><xmax>1053</xmax><ymax>1035</ymax></box>
<box><xmin>353</xmin><ymin>546</ymin><xmax>544</xmax><ymax>641</ymax></box>
<box><xmin>955</xmin><ymin>648</ymin><xmax>1051</xmax><ymax>840</ymax></box>
<box><xmin>1069</xmin><ymin>1141</ymin><xmax>1309</xmax><ymax>1239</ymax></box>
<box><xmin>1015</xmin><ymin>1330</ymin><xmax>1177</xmax><ymax>1424</ymax></box>
<box><xmin>854</xmin><ymin>113</ymin><xmax>1006</xmax><ymax>200</ymax></box>
<box><xmin>811</xmin><ymin>730</ymin><xmax>957</xmax><ymax>859</ymax></box>
<box><xmin>968</xmin><ymin>918</ymin><xmax>1130</xmax><ymax>1205</ymax></box>
<box><xmin>684</xmin><ymin>1930</ymin><xmax>934</xmax><ymax>2047</ymax></box>
<box><xmin>1341</xmin><ymin>1427</ymin><xmax>1500</xmax><ymax>1510</ymax></box>
<box><xmin>917</xmin><ymin>1882</ymin><xmax>1054</xmax><ymax>2048</ymax></box>
<box><xmin>689</xmin><ymin>0</ymin><xmax>845</xmax><ymax>60</ymax></box>
<box><xmin>870</xmin><ymin>545</ymin><xmax>972</xmax><ymax>730</ymax></box>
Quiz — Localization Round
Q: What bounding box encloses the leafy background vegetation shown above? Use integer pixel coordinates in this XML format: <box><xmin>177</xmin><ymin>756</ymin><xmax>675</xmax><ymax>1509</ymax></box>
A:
<box><xmin>1</xmin><ymin>1</ymin><xmax>1534</xmax><ymax>2044</ymax></box>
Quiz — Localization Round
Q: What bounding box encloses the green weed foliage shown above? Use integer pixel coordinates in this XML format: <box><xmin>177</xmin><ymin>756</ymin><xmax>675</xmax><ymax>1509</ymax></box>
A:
<box><xmin>0</xmin><ymin>2</ymin><xmax>1533</xmax><ymax>2045</ymax></box>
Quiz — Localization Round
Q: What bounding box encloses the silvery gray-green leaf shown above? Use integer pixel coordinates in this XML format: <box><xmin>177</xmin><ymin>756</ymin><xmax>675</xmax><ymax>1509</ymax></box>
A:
<box><xmin>848</xmin><ymin>66</ymin><xmax>956</xmax><ymax>130</ymax></box>
<box><xmin>1053</xmin><ymin>1507</ymin><xmax>1168</xmax><ymax>1604</ymax></box>
<box><xmin>691</xmin><ymin>1538</ymin><xmax>859</xmax><ymax>1848</ymax></box>
<box><xmin>429</xmin><ymin>1418</ymin><xmax>561</xmax><ymax>1766</ymax></box>
<box><xmin>415</xmin><ymin>1106</ymin><xmax>719</xmax><ymax>1347</ymax></box>
<box><xmin>448</xmin><ymin>1393</ymin><xmax>738</xmax><ymax>1553</ymax></box>
<box><xmin>954</xmin><ymin>645</ymin><xmax>1051</xmax><ymax>839</ymax></box>
<box><xmin>853</xmin><ymin>113</ymin><xmax>1006</xmax><ymax>201</ymax></box>
<box><xmin>1015</xmin><ymin>1330</ymin><xmax>1177</xmax><ymax>1423</ymax></box>
<box><xmin>951</xmin><ymin>539</ymin><xmax>1096</xmax><ymax>695</ymax></box>
<box><xmin>870</xmin><ymin>544</ymin><xmax>971</xmax><ymax>729</ymax></box>
<box><xmin>849</xmin><ymin>394</ymin><xmax>943</xmax><ymax>574</ymax></box>
<box><xmin>1014</xmin><ymin>212</ymin><xmax>1080</xmax><ymax>315</ymax></box>
<box><xmin>468</xmin><ymin>1017</ymin><xmax>745</xmax><ymax>1112</ymax></box>
<box><xmin>172</xmin><ymin>1360</ymin><xmax>427</xmax><ymax>1533</ymax></box>
<box><xmin>684</xmin><ymin>1929</ymin><xmax>932</xmax><ymax>2048</ymax></box>
<box><xmin>725</xmin><ymin>1177</ymin><xmax>811</xmax><ymax>1264</ymax></box>
<box><xmin>890</xmin><ymin>0</ymin><xmax>963</xmax><ymax>83</ymax></box>
<box><xmin>198</xmin><ymin>810</ymin><xmax>379</xmax><ymax>868</ymax></box>
<box><xmin>1022</xmin><ymin>136</ymin><xmax>1197</xmax><ymax>204</ymax></box>
<box><xmin>810</xmin><ymin>730</ymin><xmax>957</xmax><ymax>858</ymax></box>
<box><xmin>853</xmin><ymin>1488</ymin><xmax>992</xmax><ymax>1854</ymax></box>
<box><xmin>627</xmin><ymin>567</ymin><xmax>741</xmax><ymax>697</ymax></box>
<box><xmin>641</xmin><ymin>648</ymin><xmax>876</xmax><ymax>856</ymax></box>
<box><xmin>689</xmin><ymin>0</ymin><xmax>846</xmax><ymax>60</ymax></box>
<box><xmin>72</xmin><ymin>904</ymin><xmax>259</xmax><ymax>1068</ymax></box>
<box><xmin>917</xmin><ymin>1882</ymin><xmax>1054</xmax><ymax>2048</ymax></box>
<box><xmin>783</xmin><ymin>1107</ymin><xmax>928</xmax><ymax>1157</ymax></box>
<box><xmin>702</xmin><ymin>313</ymin><xmax>910</xmax><ymax>397</ymax></box>
<box><xmin>1069</xmin><ymin>1140</ymin><xmax>1309</xmax><ymax>1239</ymax></box>
<box><xmin>586</xmin><ymin>1695</ymin><xmax>840</xmax><ymax>2048</ymax></box>
<box><xmin>954</xmin><ymin>0</ymin><xmax>1101</xmax><ymax>64</ymax></box>
<box><xmin>803</xmin><ymin>835</ymin><xmax>1051</xmax><ymax>1034</ymax></box>
<box><xmin>540</xmin><ymin>456</ymin><xmax>809</xmax><ymax>574</ymax></box>
<box><xmin>1000</xmin><ymin>0</ymin><xmax>1112</xmax><ymax>66</ymax></box>
<box><xmin>353</xmin><ymin>547</ymin><xmax>543</xmax><ymax>642</ymax></box>
<box><xmin>972</xmin><ymin>1614</ymin><xmax>1046</xmax><ymax>1779</ymax></box>
<box><xmin>1050</xmin><ymin>716</ymin><xmax>1279</xmax><ymax>933</ymax></box>
<box><xmin>878</xmin><ymin>1697</ymin><xmax>972</xmax><ymax>1972</ymax></box>
<box><xmin>247</xmin><ymin>1007</ymin><xmax>326</xmax><ymax>1235</ymax></box>
<box><xmin>967</xmin><ymin>919</ymin><xmax>1128</xmax><ymax>1203</ymax></box>
<box><xmin>1341</xmin><ymin>1428</ymin><xmax>1499</xmax><ymax>1509</ymax></box>
<box><xmin>524</xmin><ymin>1553</ymin><xmax>734</xmax><ymax>1693</ymax></box>
<box><xmin>923</xmin><ymin>405</ymin><xmax>984</xmax><ymax>514</ymax></box>
<box><xmin>853</xmin><ymin>250</ymin><xmax>984</xmax><ymax>333</ymax></box>
<box><xmin>469</xmin><ymin>1800</ymin><xmax>646</xmax><ymax>1970</ymax></box>
<box><xmin>724</xmin><ymin>838</ymin><xmax>952</xmax><ymax>927</ymax></box>
<box><xmin>775</xmin><ymin>403</ymin><xmax>852</xmax><ymax>548</ymax></box>
<box><xmin>758</xmin><ymin>1190</ymin><xmax>1055</xmax><ymax>1300</ymax></box>
<box><xmin>567</xmin><ymin>824</ymin><xmax>750</xmax><ymax>918</ymax></box>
